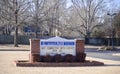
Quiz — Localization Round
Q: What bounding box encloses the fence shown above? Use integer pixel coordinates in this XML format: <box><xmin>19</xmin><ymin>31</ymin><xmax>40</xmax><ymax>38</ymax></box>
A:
<box><xmin>0</xmin><ymin>35</ymin><xmax>120</xmax><ymax>46</ymax></box>
<box><xmin>0</xmin><ymin>35</ymin><xmax>30</xmax><ymax>44</ymax></box>
<box><xmin>85</xmin><ymin>37</ymin><xmax>120</xmax><ymax>46</ymax></box>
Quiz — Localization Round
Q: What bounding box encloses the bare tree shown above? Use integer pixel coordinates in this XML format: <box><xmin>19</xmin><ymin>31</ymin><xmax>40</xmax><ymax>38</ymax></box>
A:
<box><xmin>113</xmin><ymin>11</ymin><xmax>120</xmax><ymax>38</ymax></box>
<box><xmin>71</xmin><ymin>0</ymin><xmax>108</xmax><ymax>38</ymax></box>
<box><xmin>27</xmin><ymin>0</ymin><xmax>46</xmax><ymax>37</ymax></box>
<box><xmin>27</xmin><ymin>0</ymin><xmax>67</xmax><ymax>37</ymax></box>
<box><xmin>0</xmin><ymin>0</ymin><xmax>31</xmax><ymax>47</ymax></box>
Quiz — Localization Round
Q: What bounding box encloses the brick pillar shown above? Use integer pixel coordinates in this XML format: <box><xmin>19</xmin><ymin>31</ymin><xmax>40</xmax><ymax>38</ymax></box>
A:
<box><xmin>76</xmin><ymin>39</ymin><xmax>85</xmax><ymax>55</ymax></box>
<box><xmin>30</xmin><ymin>39</ymin><xmax>40</xmax><ymax>53</ymax></box>
<box><xmin>29</xmin><ymin>39</ymin><xmax>40</xmax><ymax>63</ymax></box>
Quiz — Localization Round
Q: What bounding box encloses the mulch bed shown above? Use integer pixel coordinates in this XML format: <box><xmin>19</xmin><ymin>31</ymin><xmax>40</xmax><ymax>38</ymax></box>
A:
<box><xmin>15</xmin><ymin>60</ymin><xmax>104</xmax><ymax>67</ymax></box>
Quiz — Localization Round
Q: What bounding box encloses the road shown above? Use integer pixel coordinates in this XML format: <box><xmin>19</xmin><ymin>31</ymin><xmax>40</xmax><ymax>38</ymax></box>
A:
<box><xmin>85</xmin><ymin>48</ymin><xmax>120</xmax><ymax>61</ymax></box>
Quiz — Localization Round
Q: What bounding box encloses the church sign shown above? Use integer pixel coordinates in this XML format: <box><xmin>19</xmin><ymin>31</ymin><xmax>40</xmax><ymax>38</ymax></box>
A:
<box><xmin>40</xmin><ymin>37</ymin><xmax>76</xmax><ymax>56</ymax></box>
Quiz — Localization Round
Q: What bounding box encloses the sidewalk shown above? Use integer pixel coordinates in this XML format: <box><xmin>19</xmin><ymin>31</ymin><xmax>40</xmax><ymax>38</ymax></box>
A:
<box><xmin>0</xmin><ymin>44</ymin><xmax>30</xmax><ymax>51</ymax></box>
<box><xmin>0</xmin><ymin>51</ymin><xmax>120</xmax><ymax>74</ymax></box>
<box><xmin>0</xmin><ymin>45</ymin><xmax>120</xmax><ymax>74</ymax></box>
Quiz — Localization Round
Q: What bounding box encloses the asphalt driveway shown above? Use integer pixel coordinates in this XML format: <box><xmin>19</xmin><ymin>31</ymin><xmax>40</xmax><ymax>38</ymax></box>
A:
<box><xmin>85</xmin><ymin>48</ymin><xmax>120</xmax><ymax>61</ymax></box>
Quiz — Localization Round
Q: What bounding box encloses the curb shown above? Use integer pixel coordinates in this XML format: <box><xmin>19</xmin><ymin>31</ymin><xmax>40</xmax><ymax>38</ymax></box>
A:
<box><xmin>15</xmin><ymin>60</ymin><xmax>104</xmax><ymax>67</ymax></box>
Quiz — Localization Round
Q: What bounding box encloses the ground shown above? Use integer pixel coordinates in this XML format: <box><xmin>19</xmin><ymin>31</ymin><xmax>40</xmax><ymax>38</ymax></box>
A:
<box><xmin>0</xmin><ymin>44</ymin><xmax>120</xmax><ymax>74</ymax></box>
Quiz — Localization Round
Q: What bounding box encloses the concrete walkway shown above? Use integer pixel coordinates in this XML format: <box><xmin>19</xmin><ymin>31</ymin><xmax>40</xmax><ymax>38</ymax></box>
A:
<box><xmin>0</xmin><ymin>51</ymin><xmax>120</xmax><ymax>74</ymax></box>
<box><xmin>0</xmin><ymin>44</ymin><xmax>120</xmax><ymax>74</ymax></box>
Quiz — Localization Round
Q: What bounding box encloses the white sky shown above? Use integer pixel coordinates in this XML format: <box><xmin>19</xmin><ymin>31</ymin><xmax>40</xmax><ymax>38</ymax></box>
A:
<box><xmin>108</xmin><ymin>0</ymin><xmax>120</xmax><ymax>11</ymax></box>
<box><xmin>66</xmin><ymin>0</ymin><xmax>72</xmax><ymax>8</ymax></box>
<box><xmin>66</xmin><ymin>0</ymin><xmax>120</xmax><ymax>11</ymax></box>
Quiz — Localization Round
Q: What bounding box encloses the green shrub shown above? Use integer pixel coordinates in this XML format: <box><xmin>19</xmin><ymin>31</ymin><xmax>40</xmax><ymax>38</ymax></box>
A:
<box><xmin>64</xmin><ymin>54</ymin><xmax>75</xmax><ymax>62</ymax></box>
<box><xmin>43</xmin><ymin>55</ymin><xmax>53</xmax><ymax>62</ymax></box>
<box><xmin>40</xmin><ymin>56</ymin><xmax>44</xmax><ymax>62</ymax></box>
<box><xmin>53</xmin><ymin>54</ymin><xmax>63</xmax><ymax>62</ymax></box>
<box><xmin>76</xmin><ymin>52</ymin><xmax>86</xmax><ymax>62</ymax></box>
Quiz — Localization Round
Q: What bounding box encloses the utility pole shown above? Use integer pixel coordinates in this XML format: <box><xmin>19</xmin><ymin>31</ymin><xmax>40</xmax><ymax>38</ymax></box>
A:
<box><xmin>107</xmin><ymin>13</ymin><xmax>116</xmax><ymax>49</ymax></box>
<box><xmin>55</xmin><ymin>0</ymin><xmax>60</xmax><ymax>37</ymax></box>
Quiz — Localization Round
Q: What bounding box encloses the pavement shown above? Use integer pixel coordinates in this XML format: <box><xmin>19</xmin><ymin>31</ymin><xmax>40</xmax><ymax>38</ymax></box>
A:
<box><xmin>0</xmin><ymin>44</ymin><xmax>29</xmax><ymax>51</ymax></box>
<box><xmin>0</xmin><ymin>44</ymin><xmax>120</xmax><ymax>74</ymax></box>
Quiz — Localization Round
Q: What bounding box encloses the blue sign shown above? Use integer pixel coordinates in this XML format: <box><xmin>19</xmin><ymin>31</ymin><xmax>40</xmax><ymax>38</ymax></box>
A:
<box><xmin>41</xmin><ymin>42</ymin><xmax>75</xmax><ymax>46</ymax></box>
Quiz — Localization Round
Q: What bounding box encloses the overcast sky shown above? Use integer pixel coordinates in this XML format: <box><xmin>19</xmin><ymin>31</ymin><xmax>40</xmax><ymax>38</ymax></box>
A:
<box><xmin>108</xmin><ymin>0</ymin><xmax>120</xmax><ymax>11</ymax></box>
<box><xmin>66</xmin><ymin>0</ymin><xmax>120</xmax><ymax>12</ymax></box>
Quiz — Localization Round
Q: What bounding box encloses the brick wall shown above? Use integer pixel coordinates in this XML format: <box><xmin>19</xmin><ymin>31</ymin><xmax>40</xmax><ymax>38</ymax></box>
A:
<box><xmin>30</xmin><ymin>39</ymin><xmax>40</xmax><ymax>53</ymax></box>
<box><xmin>29</xmin><ymin>38</ymin><xmax>85</xmax><ymax>63</ymax></box>
<box><xmin>29</xmin><ymin>39</ymin><xmax>40</xmax><ymax>62</ymax></box>
<box><xmin>76</xmin><ymin>39</ymin><xmax>85</xmax><ymax>54</ymax></box>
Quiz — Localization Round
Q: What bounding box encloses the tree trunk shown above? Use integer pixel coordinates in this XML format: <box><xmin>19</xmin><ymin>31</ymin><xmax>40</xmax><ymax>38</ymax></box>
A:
<box><xmin>86</xmin><ymin>31</ymin><xmax>90</xmax><ymax>38</ymax></box>
<box><xmin>86</xmin><ymin>31</ymin><xmax>91</xmax><ymax>44</ymax></box>
<box><xmin>14</xmin><ymin>11</ymin><xmax>18</xmax><ymax>47</ymax></box>
<box><xmin>14</xmin><ymin>0</ymin><xmax>18</xmax><ymax>47</ymax></box>
<box><xmin>14</xmin><ymin>26</ymin><xmax>18</xmax><ymax>47</ymax></box>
